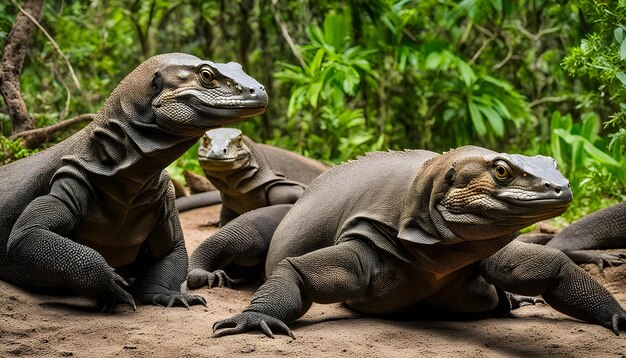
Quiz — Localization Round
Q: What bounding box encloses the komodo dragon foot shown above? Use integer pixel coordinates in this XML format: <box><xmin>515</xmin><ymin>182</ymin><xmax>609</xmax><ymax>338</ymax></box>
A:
<box><xmin>96</xmin><ymin>271</ymin><xmax>136</xmax><ymax>313</ymax></box>
<box><xmin>186</xmin><ymin>268</ymin><xmax>246</xmax><ymax>289</ymax></box>
<box><xmin>507</xmin><ymin>292</ymin><xmax>544</xmax><ymax>309</ymax></box>
<box><xmin>571</xmin><ymin>251</ymin><xmax>626</xmax><ymax>271</ymax></box>
<box><xmin>213</xmin><ymin>311</ymin><xmax>294</xmax><ymax>339</ymax></box>
<box><xmin>490</xmin><ymin>289</ymin><xmax>543</xmax><ymax>318</ymax></box>
<box><xmin>148</xmin><ymin>292</ymin><xmax>207</xmax><ymax>309</ymax></box>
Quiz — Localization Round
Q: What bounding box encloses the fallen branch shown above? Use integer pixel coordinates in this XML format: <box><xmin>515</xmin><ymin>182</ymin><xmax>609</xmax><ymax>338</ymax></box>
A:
<box><xmin>11</xmin><ymin>113</ymin><xmax>95</xmax><ymax>148</ymax></box>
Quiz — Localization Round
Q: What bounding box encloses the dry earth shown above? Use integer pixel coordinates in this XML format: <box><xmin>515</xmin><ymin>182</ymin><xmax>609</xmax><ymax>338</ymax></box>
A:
<box><xmin>2</xmin><ymin>204</ymin><xmax>626</xmax><ymax>357</ymax></box>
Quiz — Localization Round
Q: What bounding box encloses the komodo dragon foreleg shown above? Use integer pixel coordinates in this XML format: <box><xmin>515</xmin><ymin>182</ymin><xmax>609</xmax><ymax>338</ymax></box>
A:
<box><xmin>130</xmin><ymin>190</ymin><xmax>206</xmax><ymax>308</ymax></box>
<box><xmin>187</xmin><ymin>204</ymin><xmax>292</xmax><ymax>289</ymax></box>
<box><xmin>6</xmin><ymin>177</ymin><xmax>135</xmax><ymax>312</ymax></box>
<box><xmin>213</xmin><ymin>240</ymin><xmax>381</xmax><ymax>338</ymax></box>
<box><xmin>479</xmin><ymin>240</ymin><xmax>626</xmax><ymax>334</ymax></box>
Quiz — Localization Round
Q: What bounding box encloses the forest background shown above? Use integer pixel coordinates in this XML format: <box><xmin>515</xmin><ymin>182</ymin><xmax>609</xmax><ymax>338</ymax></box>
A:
<box><xmin>0</xmin><ymin>0</ymin><xmax>625</xmax><ymax>223</ymax></box>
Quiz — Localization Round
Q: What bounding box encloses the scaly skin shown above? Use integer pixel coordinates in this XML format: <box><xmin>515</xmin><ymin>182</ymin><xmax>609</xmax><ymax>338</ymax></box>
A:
<box><xmin>518</xmin><ymin>201</ymin><xmax>626</xmax><ymax>269</ymax></box>
<box><xmin>0</xmin><ymin>53</ymin><xmax>267</xmax><ymax>312</ymax></box>
<box><xmin>211</xmin><ymin>146</ymin><xmax>626</xmax><ymax>338</ymax></box>
<box><xmin>178</xmin><ymin>127</ymin><xmax>327</xmax><ymax>225</ymax></box>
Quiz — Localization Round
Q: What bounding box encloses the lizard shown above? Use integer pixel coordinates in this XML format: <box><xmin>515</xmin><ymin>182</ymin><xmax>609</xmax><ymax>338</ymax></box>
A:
<box><xmin>518</xmin><ymin>201</ymin><xmax>626</xmax><ymax>269</ymax></box>
<box><xmin>0</xmin><ymin>53</ymin><xmax>267</xmax><ymax>312</ymax></box>
<box><xmin>174</xmin><ymin>127</ymin><xmax>328</xmax><ymax>225</ymax></box>
<box><xmin>207</xmin><ymin>146</ymin><xmax>626</xmax><ymax>338</ymax></box>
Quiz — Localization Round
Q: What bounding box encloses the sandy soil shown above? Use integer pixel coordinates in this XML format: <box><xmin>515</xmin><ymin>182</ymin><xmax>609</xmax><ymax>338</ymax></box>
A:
<box><xmin>2</xmin><ymin>205</ymin><xmax>626</xmax><ymax>357</ymax></box>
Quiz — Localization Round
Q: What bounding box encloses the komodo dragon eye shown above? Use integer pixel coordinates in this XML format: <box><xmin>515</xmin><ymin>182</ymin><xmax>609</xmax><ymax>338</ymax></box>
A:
<box><xmin>199</xmin><ymin>68</ymin><xmax>215</xmax><ymax>85</ymax></box>
<box><xmin>493</xmin><ymin>161</ymin><xmax>512</xmax><ymax>183</ymax></box>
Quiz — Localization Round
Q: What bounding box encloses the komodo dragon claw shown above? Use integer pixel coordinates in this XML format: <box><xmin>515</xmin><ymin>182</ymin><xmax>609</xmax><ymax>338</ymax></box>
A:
<box><xmin>507</xmin><ymin>293</ymin><xmax>544</xmax><ymax>309</ymax></box>
<box><xmin>186</xmin><ymin>268</ymin><xmax>246</xmax><ymax>289</ymax></box>
<box><xmin>594</xmin><ymin>253</ymin><xmax>626</xmax><ymax>272</ymax></box>
<box><xmin>152</xmin><ymin>292</ymin><xmax>208</xmax><ymax>309</ymax></box>
<box><xmin>96</xmin><ymin>271</ymin><xmax>136</xmax><ymax>313</ymax></box>
<box><xmin>213</xmin><ymin>311</ymin><xmax>294</xmax><ymax>339</ymax></box>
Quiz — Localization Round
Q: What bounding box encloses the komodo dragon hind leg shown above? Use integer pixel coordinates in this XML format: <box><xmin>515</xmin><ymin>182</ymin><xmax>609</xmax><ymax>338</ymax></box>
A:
<box><xmin>186</xmin><ymin>204</ymin><xmax>292</xmax><ymax>290</ymax></box>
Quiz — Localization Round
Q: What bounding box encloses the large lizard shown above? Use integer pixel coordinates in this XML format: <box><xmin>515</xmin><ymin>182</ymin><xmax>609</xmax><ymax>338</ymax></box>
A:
<box><xmin>175</xmin><ymin>127</ymin><xmax>328</xmax><ymax>225</ymax></box>
<box><xmin>0</xmin><ymin>53</ymin><xmax>267</xmax><ymax>312</ymax></box>
<box><xmin>207</xmin><ymin>146</ymin><xmax>626</xmax><ymax>338</ymax></box>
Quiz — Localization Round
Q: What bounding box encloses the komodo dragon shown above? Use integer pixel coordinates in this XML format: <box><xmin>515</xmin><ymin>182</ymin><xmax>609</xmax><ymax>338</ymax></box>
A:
<box><xmin>175</xmin><ymin>127</ymin><xmax>328</xmax><ymax>225</ymax></box>
<box><xmin>518</xmin><ymin>201</ymin><xmax>626</xmax><ymax>268</ymax></box>
<box><xmin>207</xmin><ymin>146</ymin><xmax>626</xmax><ymax>338</ymax></box>
<box><xmin>0</xmin><ymin>53</ymin><xmax>267</xmax><ymax>312</ymax></box>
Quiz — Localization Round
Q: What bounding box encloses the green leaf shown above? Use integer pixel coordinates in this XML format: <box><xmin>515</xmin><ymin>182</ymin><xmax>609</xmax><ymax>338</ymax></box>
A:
<box><xmin>580</xmin><ymin>112</ymin><xmax>600</xmax><ymax>141</ymax></box>
<box><xmin>425</xmin><ymin>52</ymin><xmax>442</xmax><ymax>70</ymax></box>
<box><xmin>554</xmin><ymin>130</ymin><xmax>623</xmax><ymax>171</ymax></box>
<box><xmin>309</xmin><ymin>49</ymin><xmax>326</xmax><ymax>75</ymax></box>
<box><xmin>478</xmin><ymin>104</ymin><xmax>504</xmax><ymax>137</ymax></box>
<box><xmin>616</xmin><ymin>71</ymin><xmax>626</xmax><ymax>86</ymax></box>
<box><xmin>456</xmin><ymin>59</ymin><xmax>476</xmax><ymax>87</ymax></box>
<box><xmin>621</xmin><ymin>38</ymin><xmax>626</xmax><ymax>60</ymax></box>
<box><xmin>616</xmin><ymin>27</ymin><xmax>624</xmax><ymax>44</ymax></box>
<box><xmin>308</xmin><ymin>82</ymin><xmax>323</xmax><ymax>108</ymax></box>
<box><xmin>468</xmin><ymin>101</ymin><xmax>487</xmax><ymax>135</ymax></box>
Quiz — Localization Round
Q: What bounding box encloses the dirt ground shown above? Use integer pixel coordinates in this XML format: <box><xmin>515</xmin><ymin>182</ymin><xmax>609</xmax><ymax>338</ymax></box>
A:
<box><xmin>2</xmin><ymin>204</ymin><xmax>626</xmax><ymax>357</ymax></box>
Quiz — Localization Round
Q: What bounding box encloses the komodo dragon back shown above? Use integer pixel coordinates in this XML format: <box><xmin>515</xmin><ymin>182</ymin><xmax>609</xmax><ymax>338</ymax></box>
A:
<box><xmin>255</xmin><ymin>143</ymin><xmax>329</xmax><ymax>184</ymax></box>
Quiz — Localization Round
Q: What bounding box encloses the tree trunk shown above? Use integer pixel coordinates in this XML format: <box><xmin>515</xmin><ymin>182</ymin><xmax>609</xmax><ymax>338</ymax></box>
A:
<box><xmin>0</xmin><ymin>0</ymin><xmax>45</xmax><ymax>135</ymax></box>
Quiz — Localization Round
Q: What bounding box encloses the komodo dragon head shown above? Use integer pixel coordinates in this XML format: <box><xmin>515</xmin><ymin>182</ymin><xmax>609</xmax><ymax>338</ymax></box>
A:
<box><xmin>399</xmin><ymin>146</ymin><xmax>572</xmax><ymax>245</ymax></box>
<box><xmin>103</xmin><ymin>53</ymin><xmax>268</xmax><ymax>136</ymax></box>
<box><xmin>68</xmin><ymin>53</ymin><xmax>267</xmax><ymax>179</ymax></box>
<box><xmin>197</xmin><ymin>128</ymin><xmax>251</xmax><ymax>171</ymax></box>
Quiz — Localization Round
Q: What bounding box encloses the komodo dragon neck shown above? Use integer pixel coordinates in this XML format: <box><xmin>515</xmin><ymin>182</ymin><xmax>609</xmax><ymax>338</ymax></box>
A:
<box><xmin>398</xmin><ymin>146</ymin><xmax>572</xmax><ymax>246</ymax></box>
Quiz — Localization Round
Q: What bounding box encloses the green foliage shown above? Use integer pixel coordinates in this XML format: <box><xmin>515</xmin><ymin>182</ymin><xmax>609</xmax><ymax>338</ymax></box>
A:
<box><xmin>550</xmin><ymin>111</ymin><xmax>625</xmax><ymax>220</ymax></box>
<box><xmin>418</xmin><ymin>50</ymin><xmax>529</xmax><ymax>142</ymax></box>
<box><xmin>0</xmin><ymin>136</ymin><xmax>38</xmax><ymax>165</ymax></box>
<box><xmin>561</xmin><ymin>0</ymin><xmax>626</xmax><ymax>151</ymax></box>
<box><xmin>273</xmin><ymin>11</ymin><xmax>379</xmax><ymax>162</ymax></box>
